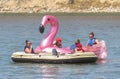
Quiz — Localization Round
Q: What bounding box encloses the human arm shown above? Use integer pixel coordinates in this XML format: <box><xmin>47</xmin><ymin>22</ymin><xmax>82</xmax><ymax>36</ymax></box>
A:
<box><xmin>95</xmin><ymin>39</ymin><xmax>99</xmax><ymax>44</ymax></box>
<box><xmin>86</xmin><ymin>40</ymin><xmax>89</xmax><ymax>47</ymax></box>
<box><xmin>25</xmin><ymin>45</ymin><xmax>33</xmax><ymax>53</ymax></box>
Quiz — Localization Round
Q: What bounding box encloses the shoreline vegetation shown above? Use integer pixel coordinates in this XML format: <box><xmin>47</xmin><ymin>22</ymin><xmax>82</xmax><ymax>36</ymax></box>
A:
<box><xmin>0</xmin><ymin>0</ymin><xmax>120</xmax><ymax>14</ymax></box>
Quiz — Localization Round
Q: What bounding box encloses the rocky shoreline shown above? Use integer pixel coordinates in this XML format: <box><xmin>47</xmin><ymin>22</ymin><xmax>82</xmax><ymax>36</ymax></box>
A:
<box><xmin>0</xmin><ymin>0</ymin><xmax>120</xmax><ymax>13</ymax></box>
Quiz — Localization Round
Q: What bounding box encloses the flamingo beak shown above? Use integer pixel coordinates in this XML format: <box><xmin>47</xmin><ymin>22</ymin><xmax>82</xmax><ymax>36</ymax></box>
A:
<box><xmin>39</xmin><ymin>25</ymin><xmax>44</xmax><ymax>33</ymax></box>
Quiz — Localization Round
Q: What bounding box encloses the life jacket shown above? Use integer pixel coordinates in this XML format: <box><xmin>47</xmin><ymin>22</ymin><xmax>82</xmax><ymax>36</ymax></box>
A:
<box><xmin>70</xmin><ymin>44</ymin><xmax>76</xmax><ymax>50</ymax></box>
<box><xmin>87</xmin><ymin>38</ymin><xmax>96</xmax><ymax>46</ymax></box>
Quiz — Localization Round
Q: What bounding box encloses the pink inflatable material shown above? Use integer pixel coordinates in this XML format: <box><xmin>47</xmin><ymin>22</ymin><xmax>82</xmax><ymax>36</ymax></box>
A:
<box><xmin>35</xmin><ymin>15</ymin><xmax>72</xmax><ymax>54</ymax></box>
<box><xmin>35</xmin><ymin>15</ymin><xmax>107</xmax><ymax>59</ymax></box>
<box><xmin>83</xmin><ymin>40</ymin><xmax>107</xmax><ymax>59</ymax></box>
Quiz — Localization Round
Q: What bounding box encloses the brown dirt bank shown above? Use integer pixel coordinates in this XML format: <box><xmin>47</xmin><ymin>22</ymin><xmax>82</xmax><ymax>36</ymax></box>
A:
<box><xmin>0</xmin><ymin>0</ymin><xmax>120</xmax><ymax>13</ymax></box>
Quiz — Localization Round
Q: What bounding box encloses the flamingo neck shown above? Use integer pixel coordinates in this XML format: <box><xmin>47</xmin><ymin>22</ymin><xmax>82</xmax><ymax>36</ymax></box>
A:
<box><xmin>40</xmin><ymin>22</ymin><xmax>59</xmax><ymax>49</ymax></box>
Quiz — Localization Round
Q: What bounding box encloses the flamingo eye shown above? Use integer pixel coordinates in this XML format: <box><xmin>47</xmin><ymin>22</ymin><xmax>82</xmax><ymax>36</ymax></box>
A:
<box><xmin>47</xmin><ymin>18</ymin><xmax>50</xmax><ymax>21</ymax></box>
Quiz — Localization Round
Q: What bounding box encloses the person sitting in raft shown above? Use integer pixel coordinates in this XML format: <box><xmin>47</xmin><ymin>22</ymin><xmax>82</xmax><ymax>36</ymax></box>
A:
<box><xmin>75</xmin><ymin>39</ymin><xmax>84</xmax><ymax>52</ymax></box>
<box><xmin>24</xmin><ymin>40</ymin><xmax>34</xmax><ymax>54</ymax></box>
<box><xmin>53</xmin><ymin>38</ymin><xmax>62</xmax><ymax>48</ymax></box>
<box><xmin>70</xmin><ymin>39</ymin><xmax>84</xmax><ymax>52</ymax></box>
<box><xmin>86</xmin><ymin>32</ymin><xmax>99</xmax><ymax>47</ymax></box>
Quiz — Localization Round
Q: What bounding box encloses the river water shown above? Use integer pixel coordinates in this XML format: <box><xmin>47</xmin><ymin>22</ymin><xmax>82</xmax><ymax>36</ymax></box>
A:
<box><xmin>0</xmin><ymin>14</ymin><xmax>120</xmax><ymax>79</ymax></box>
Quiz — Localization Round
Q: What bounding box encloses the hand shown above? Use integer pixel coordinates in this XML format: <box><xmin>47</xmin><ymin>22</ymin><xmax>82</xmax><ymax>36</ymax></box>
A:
<box><xmin>30</xmin><ymin>44</ymin><xmax>32</xmax><ymax>49</ymax></box>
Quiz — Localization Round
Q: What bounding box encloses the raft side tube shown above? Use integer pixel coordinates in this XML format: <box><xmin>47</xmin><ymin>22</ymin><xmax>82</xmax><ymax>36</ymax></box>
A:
<box><xmin>11</xmin><ymin>52</ymin><xmax>98</xmax><ymax>64</ymax></box>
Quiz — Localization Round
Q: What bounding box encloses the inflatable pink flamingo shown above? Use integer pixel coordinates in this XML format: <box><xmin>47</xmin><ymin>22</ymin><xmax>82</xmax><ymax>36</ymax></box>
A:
<box><xmin>35</xmin><ymin>15</ymin><xmax>107</xmax><ymax>60</ymax></box>
<box><xmin>35</xmin><ymin>15</ymin><xmax>72</xmax><ymax>53</ymax></box>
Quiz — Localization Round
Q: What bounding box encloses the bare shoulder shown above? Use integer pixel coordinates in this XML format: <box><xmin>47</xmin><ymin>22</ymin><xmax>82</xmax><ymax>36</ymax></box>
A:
<box><xmin>95</xmin><ymin>39</ymin><xmax>99</xmax><ymax>44</ymax></box>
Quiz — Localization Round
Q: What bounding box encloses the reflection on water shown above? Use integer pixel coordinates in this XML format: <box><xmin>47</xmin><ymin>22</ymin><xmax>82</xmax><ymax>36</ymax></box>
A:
<box><xmin>96</xmin><ymin>59</ymin><xmax>107</xmax><ymax>64</ymax></box>
<box><xmin>40</xmin><ymin>65</ymin><xmax>58</xmax><ymax>79</ymax></box>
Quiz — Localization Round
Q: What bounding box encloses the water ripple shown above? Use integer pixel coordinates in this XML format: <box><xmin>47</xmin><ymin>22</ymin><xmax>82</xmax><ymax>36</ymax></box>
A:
<box><xmin>0</xmin><ymin>15</ymin><xmax>120</xmax><ymax>79</ymax></box>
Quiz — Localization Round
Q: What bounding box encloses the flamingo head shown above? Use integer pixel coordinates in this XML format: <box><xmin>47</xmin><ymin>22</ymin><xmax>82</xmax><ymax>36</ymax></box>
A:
<box><xmin>39</xmin><ymin>25</ymin><xmax>45</xmax><ymax>33</ymax></box>
<box><xmin>39</xmin><ymin>15</ymin><xmax>58</xmax><ymax>33</ymax></box>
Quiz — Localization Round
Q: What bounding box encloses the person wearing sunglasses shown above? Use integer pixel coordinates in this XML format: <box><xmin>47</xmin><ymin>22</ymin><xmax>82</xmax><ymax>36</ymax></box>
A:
<box><xmin>24</xmin><ymin>40</ymin><xmax>34</xmax><ymax>54</ymax></box>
